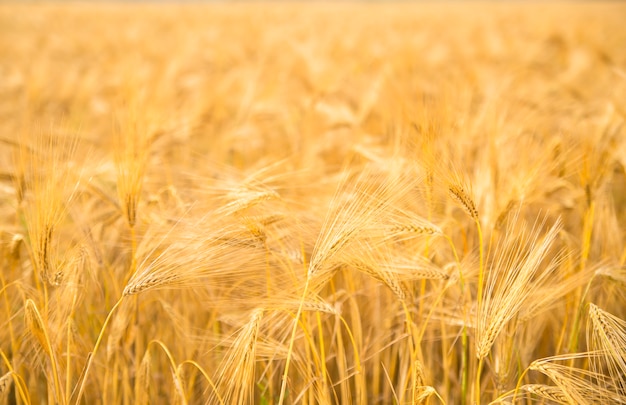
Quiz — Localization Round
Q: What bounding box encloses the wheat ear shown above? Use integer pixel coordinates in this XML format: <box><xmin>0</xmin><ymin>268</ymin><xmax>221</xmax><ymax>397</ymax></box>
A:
<box><xmin>135</xmin><ymin>350</ymin><xmax>151</xmax><ymax>405</ymax></box>
<box><xmin>0</xmin><ymin>372</ymin><xmax>12</xmax><ymax>395</ymax></box>
<box><xmin>25</xmin><ymin>298</ymin><xmax>64</xmax><ymax>404</ymax></box>
<box><xmin>588</xmin><ymin>304</ymin><xmax>626</xmax><ymax>395</ymax></box>
<box><xmin>522</xmin><ymin>384</ymin><xmax>570</xmax><ymax>404</ymax></box>
<box><xmin>72</xmin><ymin>297</ymin><xmax>123</xmax><ymax>405</ymax></box>
<box><xmin>217</xmin><ymin>308</ymin><xmax>263</xmax><ymax>405</ymax></box>
<box><xmin>476</xmin><ymin>215</ymin><xmax>563</xmax><ymax>359</ymax></box>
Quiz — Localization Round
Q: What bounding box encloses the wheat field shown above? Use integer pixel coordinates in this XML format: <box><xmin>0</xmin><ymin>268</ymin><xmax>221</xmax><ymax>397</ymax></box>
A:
<box><xmin>1</xmin><ymin>2</ymin><xmax>626</xmax><ymax>404</ymax></box>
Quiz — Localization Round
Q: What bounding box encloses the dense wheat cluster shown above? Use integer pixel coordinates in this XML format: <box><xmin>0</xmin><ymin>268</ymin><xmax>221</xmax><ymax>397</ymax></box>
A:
<box><xmin>1</xmin><ymin>2</ymin><xmax>626</xmax><ymax>404</ymax></box>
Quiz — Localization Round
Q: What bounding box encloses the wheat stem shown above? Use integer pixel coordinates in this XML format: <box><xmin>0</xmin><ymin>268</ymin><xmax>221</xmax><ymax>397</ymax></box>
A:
<box><xmin>475</xmin><ymin>217</ymin><xmax>485</xmax><ymax>328</ymax></box>
<box><xmin>66</xmin><ymin>316</ymin><xmax>73</xmax><ymax>405</ymax></box>
<box><xmin>316</xmin><ymin>311</ymin><xmax>329</xmax><ymax>399</ymax></box>
<box><xmin>278</xmin><ymin>277</ymin><xmax>310</xmax><ymax>405</ymax></box>
<box><xmin>148</xmin><ymin>340</ymin><xmax>188</xmax><ymax>405</ymax></box>
<box><xmin>567</xmin><ymin>202</ymin><xmax>596</xmax><ymax>356</ymax></box>
<box><xmin>178</xmin><ymin>360</ymin><xmax>224</xmax><ymax>405</ymax></box>
<box><xmin>0</xmin><ymin>349</ymin><xmax>30</xmax><ymax>404</ymax></box>
<box><xmin>475</xmin><ymin>357</ymin><xmax>484</xmax><ymax>405</ymax></box>
<box><xmin>72</xmin><ymin>297</ymin><xmax>124</xmax><ymax>405</ymax></box>
<box><xmin>474</xmin><ymin>217</ymin><xmax>485</xmax><ymax>405</ymax></box>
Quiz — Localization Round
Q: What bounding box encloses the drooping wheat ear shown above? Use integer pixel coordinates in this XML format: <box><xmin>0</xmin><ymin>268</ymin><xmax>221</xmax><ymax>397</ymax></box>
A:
<box><xmin>106</xmin><ymin>300</ymin><xmax>132</xmax><ymax>361</ymax></box>
<box><xmin>446</xmin><ymin>171</ymin><xmax>485</xmax><ymax>404</ymax></box>
<box><xmin>124</xmin><ymin>192</ymin><xmax>139</xmax><ymax>228</ymax></box>
<box><xmin>528</xmin><ymin>362</ymin><xmax>580</xmax><ymax>404</ymax></box>
<box><xmin>123</xmin><ymin>271</ymin><xmax>181</xmax><ymax>296</ymax></box>
<box><xmin>0</xmin><ymin>349</ymin><xmax>29</xmax><ymax>404</ymax></box>
<box><xmin>268</xmin><ymin>299</ymin><xmax>340</xmax><ymax>316</ymax></box>
<box><xmin>25</xmin><ymin>299</ymin><xmax>63</xmax><ymax>403</ymax></box>
<box><xmin>123</xmin><ymin>222</ymin><xmax>267</xmax><ymax>296</ymax></box>
<box><xmin>413</xmin><ymin>386</ymin><xmax>436</xmax><ymax>405</ymax></box>
<box><xmin>308</xmin><ymin>164</ymin><xmax>419</xmax><ymax>278</ymax></box>
<box><xmin>389</xmin><ymin>222</ymin><xmax>441</xmax><ymax>236</ymax></box>
<box><xmin>448</xmin><ymin>184</ymin><xmax>478</xmax><ymax>220</ymax></box>
<box><xmin>382</xmin><ymin>254</ymin><xmax>450</xmax><ymax>281</ymax></box>
<box><xmin>135</xmin><ymin>350</ymin><xmax>151</xmax><ymax>405</ymax></box>
<box><xmin>351</xmin><ymin>258</ymin><xmax>406</xmax><ymax>301</ymax></box>
<box><xmin>19</xmin><ymin>133</ymin><xmax>79</xmax><ymax>283</ymax></box>
<box><xmin>381</xmin><ymin>203</ymin><xmax>442</xmax><ymax>237</ymax></box>
<box><xmin>220</xmin><ymin>188</ymin><xmax>280</xmax><ymax>216</ymax></box>
<box><xmin>529</xmin><ymin>353</ymin><xmax>622</xmax><ymax>404</ymax></box>
<box><xmin>25</xmin><ymin>299</ymin><xmax>53</xmax><ymax>357</ymax></box>
<box><xmin>37</xmin><ymin>225</ymin><xmax>54</xmax><ymax>282</ymax></box>
<box><xmin>522</xmin><ymin>384</ymin><xmax>570</xmax><ymax>404</ymax></box>
<box><xmin>596</xmin><ymin>265</ymin><xmax>626</xmax><ymax>284</ymax></box>
<box><xmin>494</xmin><ymin>199</ymin><xmax>518</xmax><ymax>230</ymax></box>
<box><xmin>216</xmin><ymin>308</ymin><xmax>264</xmax><ymax>405</ymax></box>
<box><xmin>247</xmin><ymin>213</ymin><xmax>285</xmax><ymax>226</ymax></box>
<box><xmin>518</xmin><ymin>264</ymin><xmax>592</xmax><ymax>323</ymax></box>
<box><xmin>493</xmin><ymin>323</ymin><xmax>517</xmax><ymax>392</ymax></box>
<box><xmin>295</xmin><ymin>300</ymin><xmax>340</xmax><ymax>315</ymax></box>
<box><xmin>587</xmin><ymin>304</ymin><xmax>626</xmax><ymax>394</ymax></box>
<box><xmin>239</xmin><ymin>216</ymin><xmax>267</xmax><ymax>242</ymax></box>
<box><xmin>476</xmin><ymin>215</ymin><xmax>563</xmax><ymax>360</ymax></box>
<box><xmin>73</xmin><ymin>297</ymin><xmax>123</xmax><ymax>405</ymax></box>
<box><xmin>114</xmin><ymin>118</ymin><xmax>149</xmax><ymax>229</ymax></box>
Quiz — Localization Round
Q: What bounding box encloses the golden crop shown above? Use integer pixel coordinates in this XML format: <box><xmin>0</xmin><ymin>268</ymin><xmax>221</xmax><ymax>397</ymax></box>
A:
<box><xmin>1</xmin><ymin>2</ymin><xmax>625</xmax><ymax>404</ymax></box>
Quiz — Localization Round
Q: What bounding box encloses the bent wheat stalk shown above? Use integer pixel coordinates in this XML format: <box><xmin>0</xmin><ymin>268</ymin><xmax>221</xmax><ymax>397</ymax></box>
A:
<box><xmin>72</xmin><ymin>297</ymin><xmax>124</xmax><ymax>405</ymax></box>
